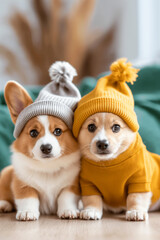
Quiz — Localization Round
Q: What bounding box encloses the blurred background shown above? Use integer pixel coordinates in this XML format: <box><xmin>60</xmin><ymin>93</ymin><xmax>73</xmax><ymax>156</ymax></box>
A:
<box><xmin>0</xmin><ymin>0</ymin><xmax>160</xmax><ymax>89</ymax></box>
<box><xmin>0</xmin><ymin>0</ymin><xmax>160</xmax><ymax>170</ymax></box>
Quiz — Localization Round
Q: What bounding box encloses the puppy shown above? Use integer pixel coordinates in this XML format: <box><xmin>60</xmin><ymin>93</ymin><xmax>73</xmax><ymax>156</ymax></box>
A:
<box><xmin>73</xmin><ymin>58</ymin><xmax>160</xmax><ymax>221</ymax></box>
<box><xmin>78</xmin><ymin>112</ymin><xmax>160</xmax><ymax>221</ymax></box>
<box><xmin>79</xmin><ymin>113</ymin><xmax>135</xmax><ymax>162</ymax></box>
<box><xmin>0</xmin><ymin>62</ymin><xmax>81</xmax><ymax>221</ymax></box>
<box><xmin>78</xmin><ymin>112</ymin><xmax>136</xmax><ymax>219</ymax></box>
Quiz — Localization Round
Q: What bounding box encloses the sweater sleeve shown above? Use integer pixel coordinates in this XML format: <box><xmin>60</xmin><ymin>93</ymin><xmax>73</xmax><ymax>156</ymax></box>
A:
<box><xmin>80</xmin><ymin>159</ymin><xmax>101</xmax><ymax>196</ymax></box>
<box><xmin>127</xmin><ymin>148</ymin><xmax>152</xmax><ymax>194</ymax></box>
<box><xmin>80</xmin><ymin>176</ymin><xmax>101</xmax><ymax>196</ymax></box>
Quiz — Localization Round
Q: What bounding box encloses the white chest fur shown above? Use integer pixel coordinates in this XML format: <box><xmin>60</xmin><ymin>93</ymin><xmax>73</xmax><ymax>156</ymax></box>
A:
<box><xmin>12</xmin><ymin>151</ymin><xmax>80</xmax><ymax>214</ymax></box>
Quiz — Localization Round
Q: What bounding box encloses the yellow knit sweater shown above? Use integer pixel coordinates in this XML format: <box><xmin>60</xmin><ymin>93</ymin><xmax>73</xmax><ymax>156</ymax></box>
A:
<box><xmin>80</xmin><ymin>133</ymin><xmax>160</xmax><ymax>208</ymax></box>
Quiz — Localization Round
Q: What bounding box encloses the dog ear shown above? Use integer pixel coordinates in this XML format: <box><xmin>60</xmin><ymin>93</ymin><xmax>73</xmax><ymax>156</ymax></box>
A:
<box><xmin>4</xmin><ymin>81</ymin><xmax>33</xmax><ymax>124</ymax></box>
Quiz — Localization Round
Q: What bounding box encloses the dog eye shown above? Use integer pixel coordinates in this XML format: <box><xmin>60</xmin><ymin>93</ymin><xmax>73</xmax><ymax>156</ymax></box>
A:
<box><xmin>53</xmin><ymin>128</ymin><xmax>62</xmax><ymax>136</ymax></box>
<box><xmin>88</xmin><ymin>124</ymin><xmax>97</xmax><ymax>133</ymax></box>
<box><xmin>112</xmin><ymin>124</ymin><xmax>120</xmax><ymax>133</ymax></box>
<box><xmin>30</xmin><ymin>129</ymin><xmax>39</xmax><ymax>138</ymax></box>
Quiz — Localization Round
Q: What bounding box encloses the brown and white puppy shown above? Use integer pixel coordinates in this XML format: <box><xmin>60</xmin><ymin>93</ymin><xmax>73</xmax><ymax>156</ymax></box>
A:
<box><xmin>78</xmin><ymin>112</ymin><xmax>151</xmax><ymax>221</ymax></box>
<box><xmin>0</xmin><ymin>81</ymin><xmax>80</xmax><ymax>221</ymax></box>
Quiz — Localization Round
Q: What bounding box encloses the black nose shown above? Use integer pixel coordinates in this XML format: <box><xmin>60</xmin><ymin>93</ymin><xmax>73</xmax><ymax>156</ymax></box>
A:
<box><xmin>40</xmin><ymin>144</ymin><xmax>52</xmax><ymax>154</ymax></box>
<box><xmin>96</xmin><ymin>140</ymin><xmax>109</xmax><ymax>151</ymax></box>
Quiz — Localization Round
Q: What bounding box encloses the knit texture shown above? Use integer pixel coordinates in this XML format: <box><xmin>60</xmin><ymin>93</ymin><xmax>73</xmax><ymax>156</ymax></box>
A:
<box><xmin>14</xmin><ymin>61</ymin><xmax>81</xmax><ymax>138</ymax></box>
<box><xmin>80</xmin><ymin>133</ymin><xmax>160</xmax><ymax>207</ymax></box>
<box><xmin>73</xmin><ymin>58</ymin><xmax>139</xmax><ymax>137</ymax></box>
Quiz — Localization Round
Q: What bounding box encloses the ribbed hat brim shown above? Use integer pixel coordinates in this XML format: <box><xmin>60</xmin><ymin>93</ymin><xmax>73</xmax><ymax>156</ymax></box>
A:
<box><xmin>14</xmin><ymin>100</ymin><xmax>73</xmax><ymax>138</ymax></box>
<box><xmin>73</xmin><ymin>97</ymin><xmax>139</xmax><ymax>138</ymax></box>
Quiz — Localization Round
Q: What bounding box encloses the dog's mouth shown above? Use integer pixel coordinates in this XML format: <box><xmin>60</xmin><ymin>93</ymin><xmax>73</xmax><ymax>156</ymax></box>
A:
<box><xmin>41</xmin><ymin>154</ymin><xmax>53</xmax><ymax>159</ymax></box>
<box><xmin>96</xmin><ymin>150</ymin><xmax>111</xmax><ymax>155</ymax></box>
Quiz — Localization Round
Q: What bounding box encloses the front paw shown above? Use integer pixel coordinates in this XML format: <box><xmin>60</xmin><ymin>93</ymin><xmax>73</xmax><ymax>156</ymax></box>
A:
<box><xmin>57</xmin><ymin>209</ymin><xmax>80</xmax><ymax>219</ymax></box>
<box><xmin>126</xmin><ymin>210</ymin><xmax>148</xmax><ymax>221</ymax></box>
<box><xmin>0</xmin><ymin>200</ymin><xmax>13</xmax><ymax>213</ymax></box>
<box><xmin>16</xmin><ymin>210</ymin><xmax>40</xmax><ymax>221</ymax></box>
<box><xmin>80</xmin><ymin>208</ymin><xmax>102</xmax><ymax>220</ymax></box>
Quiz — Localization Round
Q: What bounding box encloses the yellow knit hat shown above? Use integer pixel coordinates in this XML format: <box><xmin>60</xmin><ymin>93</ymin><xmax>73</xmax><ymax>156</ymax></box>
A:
<box><xmin>73</xmin><ymin>58</ymin><xmax>140</xmax><ymax>138</ymax></box>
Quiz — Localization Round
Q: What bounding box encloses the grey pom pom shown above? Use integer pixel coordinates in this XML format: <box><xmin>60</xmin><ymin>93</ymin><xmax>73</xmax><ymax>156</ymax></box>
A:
<box><xmin>49</xmin><ymin>61</ymin><xmax>77</xmax><ymax>84</ymax></box>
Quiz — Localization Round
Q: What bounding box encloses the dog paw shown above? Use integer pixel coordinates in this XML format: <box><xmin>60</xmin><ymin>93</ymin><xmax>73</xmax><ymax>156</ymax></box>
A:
<box><xmin>16</xmin><ymin>210</ymin><xmax>40</xmax><ymax>221</ymax></box>
<box><xmin>126</xmin><ymin>210</ymin><xmax>148</xmax><ymax>221</ymax></box>
<box><xmin>0</xmin><ymin>200</ymin><xmax>13</xmax><ymax>213</ymax></box>
<box><xmin>80</xmin><ymin>208</ymin><xmax>102</xmax><ymax>220</ymax></box>
<box><xmin>58</xmin><ymin>209</ymin><xmax>80</xmax><ymax>219</ymax></box>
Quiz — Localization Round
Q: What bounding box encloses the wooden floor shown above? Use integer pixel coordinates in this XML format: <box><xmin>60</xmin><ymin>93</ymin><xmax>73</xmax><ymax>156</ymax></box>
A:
<box><xmin>0</xmin><ymin>212</ymin><xmax>160</xmax><ymax>240</ymax></box>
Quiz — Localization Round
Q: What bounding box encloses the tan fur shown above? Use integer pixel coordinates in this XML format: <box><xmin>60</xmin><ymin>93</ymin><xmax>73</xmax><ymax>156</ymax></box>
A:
<box><xmin>80</xmin><ymin>195</ymin><xmax>103</xmax><ymax>220</ymax></box>
<box><xmin>0</xmin><ymin>166</ymin><xmax>14</xmax><ymax>205</ymax></box>
<box><xmin>48</xmin><ymin>116</ymin><xmax>79</xmax><ymax>155</ymax></box>
<box><xmin>82</xmin><ymin>195</ymin><xmax>103</xmax><ymax>210</ymax></box>
<box><xmin>4</xmin><ymin>81</ymin><xmax>33</xmax><ymax>124</ymax></box>
<box><xmin>12</xmin><ymin>174</ymin><xmax>39</xmax><ymax>199</ymax></box>
<box><xmin>13</xmin><ymin>117</ymin><xmax>45</xmax><ymax>158</ymax></box>
<box><xmin>68</xmin><ymin>176</ymin><xmax>80</xmax><ymax>196</ymax></box>
<box><xmin>0</xmin><ymin>166</ymin><xmax>38</xmax><ymax>203</ymax></box>
<box><xmin>78</xmin><ymin>112</ymin><xmax>135</xmax><ymax>161</ymax></box>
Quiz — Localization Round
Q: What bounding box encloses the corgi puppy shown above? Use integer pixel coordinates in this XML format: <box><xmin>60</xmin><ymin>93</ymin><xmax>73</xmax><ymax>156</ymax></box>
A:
<box><xmin>0</xmin><ymin>76</ymin><xmax>81</xmax><ymax>220</ymax></box>
<box><xmin>72</xmin><ymin>58</ymin><xmax>160</xmax><ymax>221</ymax></box>
<box><xmin>78</xmin><ymin>112</ymin><xmax>160</xmax><ymax>221</ymax></box>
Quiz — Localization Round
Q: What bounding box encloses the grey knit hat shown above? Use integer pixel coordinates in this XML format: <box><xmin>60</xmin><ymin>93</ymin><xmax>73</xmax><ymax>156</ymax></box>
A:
<box><xmin>14</xmin><ymin>61</ymin><xmax>81</xmax><ymax>138</ymax></box>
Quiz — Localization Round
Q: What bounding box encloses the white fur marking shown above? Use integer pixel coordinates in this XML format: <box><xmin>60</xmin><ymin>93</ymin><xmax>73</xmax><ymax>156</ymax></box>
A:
<box><xmin>126</xmin><ymin>210</ymin><xmax>148</xmax><ymax>221</ymax></box>
<box><xmin>32</xmin><ymin>116</ymin><xmax>61</xmax><ymax>161</ymax></box>
<box><xmin>15</xmin><ymin>198</ymin><xmax>40</xmax><ymax>221</ymax></box>
<box><xmin>90</xmin><ymin>127</ymin><xmax>114</xmax><ymax>160</ymax></box>
<box><xmin>57</xmin><ymin>190</ymin><xmax>80</xmax><ymax>219</ymax></box>
<box><xmin>80</xmin><ymin>208</ymin><xmax>102</xmax><ymax>220</ymax></box>
<box><xmin>92</xmin><ymin>127</ymin><xmax>107</xmax><ymax>142</ymax></box>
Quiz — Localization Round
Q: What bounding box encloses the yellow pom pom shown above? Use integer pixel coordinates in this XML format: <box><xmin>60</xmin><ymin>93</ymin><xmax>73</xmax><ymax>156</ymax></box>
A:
<box><xmin>109</xmin><ymin>58</ymin><xmax>139</xmax><ymax>84</ymax></box>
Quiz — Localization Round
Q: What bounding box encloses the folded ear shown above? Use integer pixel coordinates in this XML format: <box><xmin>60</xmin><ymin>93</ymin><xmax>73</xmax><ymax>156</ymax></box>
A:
<box><xmin>4</xmin><ymin>81</ymin><xmax>33</xmax><ymax>124</ymax></box>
